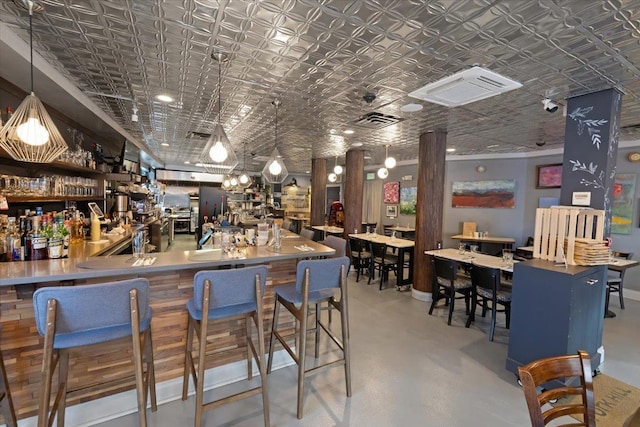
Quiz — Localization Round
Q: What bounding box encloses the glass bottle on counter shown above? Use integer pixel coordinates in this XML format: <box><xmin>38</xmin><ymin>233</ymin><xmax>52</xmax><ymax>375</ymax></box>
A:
<box><xmin>0</xmin><ymin>217</ymin><xmax>6</xmax><ymax>262</ymax></box>
<box><xmin>29</xmin><ymin>216</ymin><xmax>48</xmax><ymax>261</ymax></box>
<box><xmin>22</xmin><ymin>215</ymin><xmax>32</xmax><ymax>261</ymax></box>
<box><xmin>6</xmin><ymin>217</ymin><xmax>21</xmax><ymax>262</ymax></box>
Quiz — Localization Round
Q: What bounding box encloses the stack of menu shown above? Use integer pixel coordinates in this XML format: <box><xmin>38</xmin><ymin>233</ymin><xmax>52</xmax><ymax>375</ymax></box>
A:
<box><xmin>566</xmin><ymin>238</ymin><xmax>610</xmax><ymax>265</ymax></box>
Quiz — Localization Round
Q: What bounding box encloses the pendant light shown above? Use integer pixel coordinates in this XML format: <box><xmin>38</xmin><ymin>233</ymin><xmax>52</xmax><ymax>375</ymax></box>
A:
<box><xmin>377</xmin><ymin>145</ymin><xmax>392</xmax><ymax>179</ymax></box>
<box><xmin>237</xmin><ymin>142</ymin><xmax>253</xmax><ymax>189</ymax></box>
<box><xmin>328</xmin><ymin>156</ymin><xmax>341</xmax><ymax>182</ymax></box>
<box><xmin>262</xmin><ymin>100</ymin><xmax>288</xmax><ymax>183</ymax></box>
<box><xmin>200</xmin><ymin>51</ymin><xmax>238</xmax><ymax>175</ymax></box>
<box><xmin>0</xmin><ymin>0</ymin><xmax>68</xmax><ymax>163</ymax></box>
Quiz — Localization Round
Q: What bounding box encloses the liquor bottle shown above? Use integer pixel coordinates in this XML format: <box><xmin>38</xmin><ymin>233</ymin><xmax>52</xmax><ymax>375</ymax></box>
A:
<box><xmin>18</xmin><ymin>216</ymin><xmax>27</xmax><ymax>261</ymax></box>
<box><xmin>0</xmin><ymin>217</ymin><xmax>6</xmax><ymax>262</ymax></box>
<box><xmin>30</xmin><ymin>216</ymin><xmax>48</xmax><ymax>261</ymax></box>
<box><xmin>22</xmin><ymin>215</ymin><xmax>32</xmax><ymax>261</ymax></box>
<box><xmin>6</xmin><ymin>217</ymin><xmax>21</xmax><ymax>262</ymax></box>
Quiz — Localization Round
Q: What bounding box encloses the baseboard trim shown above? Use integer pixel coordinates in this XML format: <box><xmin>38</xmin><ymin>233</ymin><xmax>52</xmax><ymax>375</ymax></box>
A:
<box><xmin>7</xmin><ymin>349</ymin><xmax>293</xmax><ymax>427</ymax></box>
<box><xmin>411</xmin><ymin>288</ymin><xmax>432</xmax><ymax>302</ymax></box>
<box><xmin>623</xmin><ymin>288</ymin><xmax>640</xmax><ymax>302</ymax></box>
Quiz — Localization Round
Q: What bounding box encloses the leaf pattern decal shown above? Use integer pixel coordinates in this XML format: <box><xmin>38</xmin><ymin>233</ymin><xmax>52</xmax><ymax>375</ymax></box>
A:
<box><xmin>569</xmin><ymin>159</ymin><xmax>605</xmax><ymax>190</ymax></box>
<box><xmin>567</xmin><ymin>106</ymin><xmax>608</xmax><ymax>148</ymax></box>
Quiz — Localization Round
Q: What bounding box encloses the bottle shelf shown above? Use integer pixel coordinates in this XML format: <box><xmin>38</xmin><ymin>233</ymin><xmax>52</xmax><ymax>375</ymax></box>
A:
<box><xmin>6</xmin><ymin>195</ymin><xmax>104</xmax><ymax>203</ymax></box>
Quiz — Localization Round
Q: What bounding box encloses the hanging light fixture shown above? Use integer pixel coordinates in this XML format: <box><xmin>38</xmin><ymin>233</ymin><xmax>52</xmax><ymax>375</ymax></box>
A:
<box><xmin>200</xmin><ymin>51</ymin><xmax>238</xmax><ymax>175</ymax></box>
<box><xmin>384</xmin><ymin>145</ymin><xmax>396</xmax><ymax>169</ymax></box>
<box><xmin>0</xmin><ymin>1</ymin><xmax>68</xmax><ymax>163</ymax></box>
<box><xmin>377</xmin><ymin>145</ymin><xmax>391</xmax><ymax>179</ymax></box>
<box><xmin>328</xmin><ymin>156</ymin><xmax>341</xmax><ymax>182</ymax></box>
<box><xmin>262</xmin><ymin>100</ymin><xmax>288</xmax><ymax>183</ymax></box>
<box><xmin>237</xmin><ymin>142</ymin><xmax>253</xmax><ymax>189</ymax></box>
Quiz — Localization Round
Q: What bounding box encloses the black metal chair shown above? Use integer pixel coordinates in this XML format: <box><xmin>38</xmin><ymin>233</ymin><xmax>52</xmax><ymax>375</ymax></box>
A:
<box><xmin>369</xmin><ymin>241</ymin><xmax>398</xmax><ymax>290</ymax></box>
<box><xmin>428</xmin><ymin>256</ymin><xmax>472</xmax><ymax>325</ymax></box>
<box><xmin>607</xmin><ymin>251</ymin><xmax>634</xmax><ymax>310</ymax></box>
<box><xmin>348</xmin><ymin>238</ymin><xmax>371</xmax><ymax>282</ymax></box>
<box><xmin>466</xmin><ymin>264</ymin><xmax>512</xmax><ymax>341</ymax></box>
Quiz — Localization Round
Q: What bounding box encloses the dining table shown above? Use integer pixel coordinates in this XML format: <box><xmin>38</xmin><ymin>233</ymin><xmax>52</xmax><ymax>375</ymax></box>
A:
<box><xmin>387</xmin><ymin>226</ymin><xmax>416</xmax><ymax>238</ymax></box>
<box><xmin>312</xmin><ymin>225</ymin><xmax>344</xmax><ymax>236</ymax></box>
<box><xmin>451</xmin><ymin>234</ymin><xmax>515</xmax><ymax>253</ymax></box>
<box><xmin>348</xmin><ymin>233</ymin><xmax>414</xmax><ymax>288</ymax></box>
<box><xmin>424</xmin><ymin>248</ymin><xmax>516</xmax><ymax>273</ymax></box>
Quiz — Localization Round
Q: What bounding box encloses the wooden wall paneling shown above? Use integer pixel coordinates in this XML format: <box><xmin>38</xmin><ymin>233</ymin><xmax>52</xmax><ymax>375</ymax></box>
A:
<box><xmin>343</xmin><ymin>150</ymin><xmax>364</xmax><ymax>239</ymax></box>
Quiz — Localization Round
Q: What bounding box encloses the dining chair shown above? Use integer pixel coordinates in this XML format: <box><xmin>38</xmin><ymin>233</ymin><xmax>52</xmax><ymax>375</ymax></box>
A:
<box><xmin>323</xmin><ymin>235</ymin><xmax>347</xmax><ymax>258</ymax></box>
<box><xmin>607</xmin><ymin>251</ymin><xmax>634</xmax><ymax>310</ymax></box>
<box><xmin>300</xmin><ymin>228</ymin><xmax>315</xmax><ymax>240</ymax></box>
<box><xmin>348</xmin><ymin>237</ymin><xmax>371</xmax><ymax>282</ymax></box>
<box><xmin>466</xmin><ymin>264</ymin><xmax>512</xmax><ymax>341</ymax></box>
<box><xmin>0</xmin><ymin>327</ymin><xmax>17</xmax><ymax>427</ymax></box>
<box><xmin>428</xmin><ymin>256</ymin><xmax>472</xmax><ymax>325</ymax></box>
<box><xmin>267</xmin><ymin>257</ymin><xmax>351</xmax><ymax>419</ymax></box>
<box><xmin>282</xmin><ymin>219</ymin><xmax>293</xmax><ymax>232</ymax></box>
<box><xmin>518</xmin><ymin>350</ymin><xmax>595</xmax><ymax>427</ymax></box>
<box><xmin>33</xmin><ymin>278</ymin><xmax>157</xmax><ymax>427</ymax></box>
<box><xmin>182</xmin><ymin>266</ymin><xmax>269</xmax><ymax>427</ymax></box>
<box><xmin>369</xmin><ymin>241</ymin><xmax>398</xmax><ymax>290</ymax></box>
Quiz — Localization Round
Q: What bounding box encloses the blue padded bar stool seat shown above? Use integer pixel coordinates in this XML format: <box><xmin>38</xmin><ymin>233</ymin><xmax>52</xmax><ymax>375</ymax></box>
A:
<box><xmin>0</xmin><ymin>327</ymin><xmax>17</xmax><ymax>427</ymax></box>
<box><xmin>32</xmin><ymin>278</ymin><xmax>156</xmax><ymax>427</ymax></box>
<box><xmin>267</xmin><ymin>256</ymin><xmax>351</xmax><ymax>419</ymax></box>
<box><xmin>182</xmin><ymin>266</ymin><xmax>270</xmax><ymax>427</ymax></box>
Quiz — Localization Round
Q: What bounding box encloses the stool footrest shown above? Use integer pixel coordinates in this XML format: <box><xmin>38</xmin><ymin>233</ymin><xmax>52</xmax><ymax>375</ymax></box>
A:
<box><xmin>305</xmin><ymin>359</ymin><xmax>346</xmax><ymax>377</ymax></box>
<box><xmin>202</xmin><ymin>386</ymin><xmax>264</xmax><ymax>412</ymax></box>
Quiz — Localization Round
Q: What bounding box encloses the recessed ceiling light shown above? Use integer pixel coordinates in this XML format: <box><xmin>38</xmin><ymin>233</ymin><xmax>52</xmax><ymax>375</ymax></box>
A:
<box><xmin>400</xmin><ymin>103</ymin><xmax>423</xmax><ymax>113</ymax></box>
<box><xmin>161</xmin><ymin>142</ymin><xmax>170</xmax><ymax>146</ymax></box>
<box><xmin>184</xmin><ymin>161</ymin><xmax>190</xmax><ymax>164</ymax></box>
<box><xmin>364</xmin><ymin>155</ymin><xmax>372</xmax><ymax>160</ymax></box>
<box><xmin>352</xmin><ymin>142</ymin><xmax>363</xmax><ymax>147</ymax></box>
<box><xmin>156</xmin><ymin>94</ymin><xmax>173</xmax><ymax>102</ymax></box>
<box><xmin>344</xmin><ymin>129</ymin><xmax>354</xmax><ymax>135</ymax></box>
<box><xmin>305</xmin><ymin>170</ymin><xmax>310</xmax><ymax>174</ymax></box>
<box><xmin>446</xmin><ymin>148</ymin><xmax>456</xmax><ymax>153</ymax></box>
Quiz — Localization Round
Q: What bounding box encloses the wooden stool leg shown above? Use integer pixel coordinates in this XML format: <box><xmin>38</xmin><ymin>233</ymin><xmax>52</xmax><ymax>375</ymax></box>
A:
<box><xmin>39</xmin><ymin>299</ymin><xmax>58</xmax><ymax>427</ymax></box>
<box><xmin>254</xmin><ymin>284</ymin><xmax>270</xmax><ymax>427</ymax></box>
<box><xmin>0</xmin><ymin>348</ymin><xmax>17</xmax><ymax>427</ymax></box>
<box><xmin>246</xmin><ymin>317</ymin><xmax>253</xmax><ymax>381</ymax></box>
<box><xmin>339</xmin><ymin>273</ymin><xmax>352</xmax><ymax>397</ymax></box>
<box><xmin>267</xmin><ymin>299</ymin><xmax>281</xmax><ymax>374</ymax></box>
<box><xmin>56</xmin><ymin>350</ymin><xmax>70</xmax><ymax>427</ymax></box>
<box><xmin>182</xmin><ymin>316</ymin><xmax>195</xmax><ymax>400</ymax></box>
<box><xmin>145</xmin><ymin>330</ymin><xmax>157</xmax><ymax>412</ymax></box>
<box><xmin>296</xmin><ymin>302</ymin><xmax>308</xmax><ymax>420</ymax></box>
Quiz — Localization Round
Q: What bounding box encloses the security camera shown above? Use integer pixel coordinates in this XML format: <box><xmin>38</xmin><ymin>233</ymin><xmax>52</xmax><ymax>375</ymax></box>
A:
<box><xmin>131</xmin><ymin>106</ymin><xmax>139</xmax><ymax>123</ymax></box>
<box><xmin>536</xmin><ymin>141</ymin><xmax>546</xmax><ymax>147</ymax></box>
<box><xmin>542</xmin><ymin>98</ymin><xmax>558</xmax><ymax>113</ymax></box>
<box><xmin>363</xmin><ymin>92</ymin><xmax>376</xmax><ymax>104</ymax></box>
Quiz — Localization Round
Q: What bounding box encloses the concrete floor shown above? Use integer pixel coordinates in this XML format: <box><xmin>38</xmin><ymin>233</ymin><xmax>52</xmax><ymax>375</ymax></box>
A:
<box><xmin>94</xmin><ymin>234</ymin><xmax>640</xmax><ymax>427</ymax></box>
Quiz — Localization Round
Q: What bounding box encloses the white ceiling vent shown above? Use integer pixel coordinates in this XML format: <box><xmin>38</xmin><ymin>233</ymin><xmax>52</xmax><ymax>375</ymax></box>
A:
<box><xmin>408</xmin><ymin>66</ymin><xmax>522</xmax><ymax>107</ymax></box>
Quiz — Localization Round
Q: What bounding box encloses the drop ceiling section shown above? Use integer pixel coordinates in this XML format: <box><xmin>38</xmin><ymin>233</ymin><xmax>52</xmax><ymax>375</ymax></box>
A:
<box><xmin>0</xmin><ymin>0</ymin><xmax>639</xmax><ymax>173</ymax></box>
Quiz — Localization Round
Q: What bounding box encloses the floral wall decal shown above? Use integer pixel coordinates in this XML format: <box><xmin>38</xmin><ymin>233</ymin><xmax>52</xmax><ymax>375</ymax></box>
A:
<box><xmin>567</xmin><ymin>106</ymin><xmax>608</xmax><ymax>149</ymax></box>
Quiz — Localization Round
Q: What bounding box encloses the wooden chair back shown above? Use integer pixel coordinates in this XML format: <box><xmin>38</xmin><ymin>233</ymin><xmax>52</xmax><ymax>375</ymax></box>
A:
<box><xmin>518</xmin><ymin>350</ymin><xmax>595</xmax><ymax>427</ymax></box>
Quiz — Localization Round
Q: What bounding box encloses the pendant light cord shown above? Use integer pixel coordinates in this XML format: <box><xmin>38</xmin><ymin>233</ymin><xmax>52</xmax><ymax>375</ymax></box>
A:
<box><xmin>274</xmin><ymin>102</ymin><xmax>278</xmax><ymax>148</ymax></box>
<box><xmin>217</xmin><ymin>58</ymin><xmax>222</xmax><ymax>124</ymax></box>
<box><xmin>29</xmin><ymin>2</ymin><xmax>34</xmax><ymax>94</ymax></box>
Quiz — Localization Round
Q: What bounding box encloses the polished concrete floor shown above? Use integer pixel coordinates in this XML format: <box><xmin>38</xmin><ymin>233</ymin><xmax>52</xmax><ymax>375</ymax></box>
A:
<box><xmin>95</xmin><ymin>234</ymin><xmax>640</xmax><ymax>427</ymax></box>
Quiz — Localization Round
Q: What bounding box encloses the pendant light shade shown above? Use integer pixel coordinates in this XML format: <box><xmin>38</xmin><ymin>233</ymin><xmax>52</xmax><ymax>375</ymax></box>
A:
<box><xmin>377</xmin><ymin>167</ymin><xmax>389</xmax><ymax>179</ymax></box>
<box><xmin>334</xmin><ymin>164</ymin><xmax>343</xmax><ymax>175</ymax></box>
<box><xmin>0</xmin><ymin>3</ymin><xmax>68</xmax><ymax>163</ymax></box>
<box><xmin>237</xmin><ymin>142</ymin><xmax>253</xmax><ymax>189</ymax></box>
<box><xmin>200</xmin><ymin>51</ymin><xmax>238</xmax><ymax>175</ymax></box>
<box><xmin>328</xmin><ymin>172</ymin><xmax>337</xmax><ymax>182</ymax></box>
<box><xmin>383</xmin><ymin>145</ymin><xmax>396</xmax><ymax>169</ymax></box>
<box><xmin>262</xmin><ymin>100</ymin><xmax>288</xmax><ymax>183</ymax></box>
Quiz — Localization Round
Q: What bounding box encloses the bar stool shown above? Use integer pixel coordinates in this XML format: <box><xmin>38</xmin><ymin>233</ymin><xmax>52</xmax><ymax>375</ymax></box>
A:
<box><xmin>32</xmin><ymin>278</ymin><xmax>156</xmax><ymax>427</ymax></box>
<box><xmin>267</xmin><ymin>256</ymin><xmax>351</xmax><ymax>419</ymax></box>
<box><xmin>182</xmin><ymin>266</ymin><xmax>269</xmax><ymax>427</ymax></box>
<box><xmin>0</xmin><ymin>328</ymin><xmax>17</xmax><ymax>427</ymax></box>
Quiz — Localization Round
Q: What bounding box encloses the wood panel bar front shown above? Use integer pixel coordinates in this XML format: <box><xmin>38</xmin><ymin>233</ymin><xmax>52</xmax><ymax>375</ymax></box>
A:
<box><xmin>0</xmin><ymin>240</ymin><xmax>332</xmax><ymax>421</ymax></box>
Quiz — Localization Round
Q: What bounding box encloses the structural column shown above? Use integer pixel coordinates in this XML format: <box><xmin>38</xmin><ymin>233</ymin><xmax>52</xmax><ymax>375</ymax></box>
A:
<box><xmin>560</xmin><ymin>88</ymin><xmax>622</xmax><ymax>237</ymax></box>
<box><xmin>310</xmin><ymin>157</ymin><xmax>327</xmax><ymax>226</ymax></box>
<box><xmin>343</xmin><ymin>150</ymin><xmax>364</xmax><ymax>239</ymax></box>
<box><xmin>412</xmin><ymin>131</ymin><xmax>447</xmax><ymax>301</ymax></box>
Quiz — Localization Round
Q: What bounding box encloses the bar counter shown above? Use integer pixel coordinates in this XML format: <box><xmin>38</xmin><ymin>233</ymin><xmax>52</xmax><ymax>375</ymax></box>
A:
<box><xmin>0</xmin><ymin>235</ymin><xmax>333</xmax><ymax>421</ymax></box>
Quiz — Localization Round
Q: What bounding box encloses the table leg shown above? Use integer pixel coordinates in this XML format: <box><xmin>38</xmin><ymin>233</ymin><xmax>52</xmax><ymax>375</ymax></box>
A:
<box><xmin>604</xmin><ymin>286</ymin><xmax>616</xmax><ymax>318</ymax></box>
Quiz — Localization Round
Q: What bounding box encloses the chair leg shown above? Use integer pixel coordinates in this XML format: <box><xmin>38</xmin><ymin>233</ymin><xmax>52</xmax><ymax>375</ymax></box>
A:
<box><xmin>296</xmin><ymin>302</ymin><xmax>308</xmax><ymax>420</ymax></box>
<box><xmin>447</xmin><ymin>287</ymin><xmax>455</xmax><ymax>326</ymax></box>
<box><xmin>246</xmin><ymin>317</ymin><xmax>253</xmax><ymax>380</ymax></box>
<box><xmin>619</xmin><ymin>284</ymin><xmax>625</xmax><ymax>309</ymax></box>
<box><xmin>428</xmin><ymin>284</ymin><xmax>439</xmax><ymax>315</ymax></box>
<box><xmin>466</xmin><ymin>292</ymin><xmax>476</xmax><ymax>328</ymax></box>
<box><xmin>339</xmin><ymin>296</ymin><xmax>352</xmax><ymax>398</ymax></box>
<box><xmin>314</xmin><ymin>304</ymin><xmax>321</xmax><ymax>358</ymax></box>
<box><xmin>145</xmin><ymin>330</ymin><xmax>157</xmax><ymax>412</ymax></box>
<box><xmin>253</xmin><ymin>309</ymin><xmax>270</xmax><ymax>427</ymax></box>
<box><xmin>56</xmin><ymin>350</ymin><xmax>70</xmax><ymax>427</ymax></box>
<box><xmin>267</xmin><ymin>299</ymin><xmax>281</xmax><ymax>374</ymax></box>
<box><xmin>182</xmin><ymin>316</ymin><xmax>195</xmax><ymax>400</ymax></box>
<box><xmin>194</xmin><ymin>319</ymin><xmax>208</xmax><ymax>427</ymax></box>
<box><xmin>0</xmin><ymin>348</ymin><xmax>17</xmax><ymax>427</ymax></box>
<box><xmin>39</xmin><ymin>300</ymin><xmax>58</xmax><ymax>427</ymax></box>
<box><xmin>489</xmin><ymin>301</ymin><xmax>497</xmax><ymax>341</ymax></box>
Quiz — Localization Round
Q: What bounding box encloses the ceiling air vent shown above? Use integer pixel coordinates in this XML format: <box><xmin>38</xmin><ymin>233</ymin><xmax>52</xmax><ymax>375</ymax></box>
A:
<box><xmin>351</xmin><ymin>112</ymin><xmax>404</xmax><ymax>129</ymax></box>
<box><xmin>408</xmin><ymin>66</ymin><xmax>522</xmax><ymax>107</ymax></box>
<box><xmin>186</xmin><ymin>131</ymin><xmax>212</xmax><ymax>139</ymax></box>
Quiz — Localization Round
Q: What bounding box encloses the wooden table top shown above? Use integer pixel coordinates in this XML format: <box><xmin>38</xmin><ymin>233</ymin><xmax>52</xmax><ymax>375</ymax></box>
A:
<box><xmin>425</xmin><ymin>248</ymin><xmax>515</xmax><ymax>272</ymax></box>
<box><xmin>348</xmin><ymin>233</ymin><xmax>415</xmax><ymax>249</ymax></box>
<box><xmin>387</xmin><ymin>226</ymin><xmax>415</xmax><ymax>232</ymax></box>
<box><xmin>451</xmin><ymin>234</ymin><xmax>515</xmax><ymax>244</ymax></box>
<box><xmin>312</xmin><ymin>225</ymin><xmax>344</xmax><ymax>233</ymax></box>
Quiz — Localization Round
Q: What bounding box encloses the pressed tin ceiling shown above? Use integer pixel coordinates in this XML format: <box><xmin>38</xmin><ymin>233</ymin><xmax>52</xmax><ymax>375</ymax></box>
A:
<box><xmin>2</xmin><ymin>0</ymin><xmax>640</xmax><ymax>173</ymax></box>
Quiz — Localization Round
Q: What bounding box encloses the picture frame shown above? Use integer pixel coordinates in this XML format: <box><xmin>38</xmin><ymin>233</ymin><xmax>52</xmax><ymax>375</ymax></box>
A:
<box><xmin>386</xmin><ymin>205</ymin><xmax>398</xmax><ymax>218</ymax></box>
<box><xmin>536</xmin><ymin>163</ymin><xmax>563</xmax><ymax>189</ymax></box>
<box><xmin>383</xmin><ymin>181</ymin><xmax>400</xmax><ymax>204</ymax></box>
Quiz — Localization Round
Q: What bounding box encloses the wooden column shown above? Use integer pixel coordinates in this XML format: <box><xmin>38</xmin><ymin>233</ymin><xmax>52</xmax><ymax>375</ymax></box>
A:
<box><xmin>311</xmin><ymin>157</ymin><xmax>327</xmax><ymax>226</ymax></box>
<box><xmin>560</xmin><ymin>89</ymin><xmax>622</xmax><ymax>237</ymax></box>
<box><xmin>413</xmin><ymin>131</ymin><xmax>447</xmax><ymax>298</ymax></box>
<box><xmin>343</xmin><ymin>150</ymin><xmax>364</xmax><ymax>238</ymax></box>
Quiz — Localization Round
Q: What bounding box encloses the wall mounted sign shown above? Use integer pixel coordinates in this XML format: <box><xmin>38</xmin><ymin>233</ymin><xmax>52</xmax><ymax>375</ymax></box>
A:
<box><xmin>572</xmin><ymin>192</ymin><xmax>591</xmax><ymax>206</ymax></box>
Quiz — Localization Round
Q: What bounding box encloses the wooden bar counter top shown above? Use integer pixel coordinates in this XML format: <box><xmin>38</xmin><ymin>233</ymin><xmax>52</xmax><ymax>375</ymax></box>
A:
<box><xmin>0</xmin><ymin>235</ymin><xmax>333</xmax><ymax>421</ymax></box>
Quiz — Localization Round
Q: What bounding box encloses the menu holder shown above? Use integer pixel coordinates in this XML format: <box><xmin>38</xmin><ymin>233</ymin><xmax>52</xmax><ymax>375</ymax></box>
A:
<box><xmin>462</xmin><ymin>222</ymin><xmax>477</xmax><ymax>237</ymax></box>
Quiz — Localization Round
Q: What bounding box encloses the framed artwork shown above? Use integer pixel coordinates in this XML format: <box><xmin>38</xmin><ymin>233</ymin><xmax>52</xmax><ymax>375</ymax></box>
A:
<box><xmin>611</xmin><ymin>173</ymin><xmax>636</xmax><ymax>234</ymax></box>
<box><xmin>452</xmin><ymin>180</ymin><xmax>516</xmax><ymax>208</ymax></box>
<box><xmin>536</xmin><ymin>163</ymin><xmax>563</xmax><ymax>189</ymax></box>
<box><xmin>386</xmin><ymin>205</ymin><xmax>398</xmax><ymax>218</ymax></box>
<box><xmin>400</xmin><ymin>187</ymin><xmax>417</xmax><ymax>215</ymax></box>
<box><xmin>383</xmin><ymin>181</ymin><xmax>400</xmax><ymax>204</ymax></box>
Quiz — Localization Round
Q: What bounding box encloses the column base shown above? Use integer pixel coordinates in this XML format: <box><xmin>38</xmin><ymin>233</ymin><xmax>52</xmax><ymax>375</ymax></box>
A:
<box><xmin>411</xmin><ymin>287</ymin><xmax>432</xmax><ymax>302</ymax></box>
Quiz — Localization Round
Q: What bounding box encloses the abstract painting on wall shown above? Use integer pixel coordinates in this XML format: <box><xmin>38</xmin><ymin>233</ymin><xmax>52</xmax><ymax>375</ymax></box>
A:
<box><xmin>611</xmin><ymin>173</ymin><xmax>636</xmax><ymax>234</ymax></box>
<box><xmin>400</xmin><ymin>186</ymin><xmax>417</xmax><ymax>215</ymax></box>
<box><xmin>383</xmin><ymin>181</ymin><xmax>400</xmax><ymax>204</ymax></box>
<box><xmin>452</xmin><ymin>180</ymin><xmax>516</xmax><ymax>208</ymax></box>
